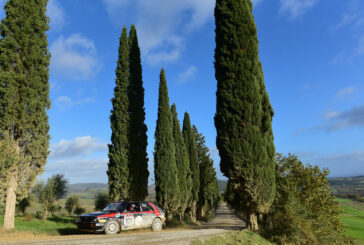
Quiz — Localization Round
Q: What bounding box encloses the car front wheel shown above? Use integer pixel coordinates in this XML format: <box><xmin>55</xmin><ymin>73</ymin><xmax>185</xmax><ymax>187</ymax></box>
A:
<box><xmin>152</xmin><ymin>218</ymin><xmax>162</xmax><ymax>232</ymax></box>
<box><xmin>104</xmin><ymin>219</ymin><xmax>120</xmax><ymax>234</ymax></box>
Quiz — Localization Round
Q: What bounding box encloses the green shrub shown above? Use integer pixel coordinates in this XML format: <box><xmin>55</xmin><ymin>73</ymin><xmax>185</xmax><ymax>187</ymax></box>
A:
<box><xmin>262</xmin><ymin>154</ymin><xmax>352</xmax><ymax>245</ymax></box>
<box><xmin>94</xmin><ymin>191</ymin><xmax>110</xmax><ymax>211</ymax></box>
<box><xmin>74</xmin><ymin>207</ymin><xmax>85</xmax><ymax>216</ymax></box>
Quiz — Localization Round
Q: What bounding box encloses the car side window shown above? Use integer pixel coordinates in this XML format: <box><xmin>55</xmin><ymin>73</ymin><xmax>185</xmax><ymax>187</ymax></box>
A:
<box><xmin>140</xmin><ymin>203</ymin><xmax>154</xmax><ymax>212</ymax></box>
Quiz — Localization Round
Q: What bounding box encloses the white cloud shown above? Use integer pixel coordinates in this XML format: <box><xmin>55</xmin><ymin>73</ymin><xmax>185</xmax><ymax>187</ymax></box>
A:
<box><xmin>177</xmin><ymin>66</ymin><xmax>198</xmax><ymax>83</ymax></box>
<box><xmin>50</xmin><ymin>34</ymin><xmax>100</xmax><ymax>79</ymax></box>
<box><xmin>280</xmin><ymin>0</ymin><xmax>318</xmax><ymax>19</ymax></box>
<box><xmin>336</xmin><ymin>86</ymin><xmax>356</xmax><ymax>97</ymax></box>
<box><xmin>323</xmin><ymin>111</ymin><xmax>340</xmax><ymax>120</ymax></box>
<box><xmin>50</xmin><ymin>136</ymin><xmax>107</xmax><ymax>159</ymax></box>
<box><xmin>55</xmin><ymin>95</ymin><xmax>94</xmax><ymax>110</ymax></box>
<box><xmin>47</xmin><ymin>0</ymin><xmax>65</xmax><ymax>31</ymax></box>
<box><xmin>296</xmin><ymin>150</ymin><xmax>364</xmax><ymax>177</ymax></box>
<box><xmin>103</xmin><ymin>0</ymin><xmax>215</xmax><ymax>65</ymax></box>
<box><xmin>45</xmin><ymin>159</ymin><xmax>108</xmax><ymax>183</ymax></box>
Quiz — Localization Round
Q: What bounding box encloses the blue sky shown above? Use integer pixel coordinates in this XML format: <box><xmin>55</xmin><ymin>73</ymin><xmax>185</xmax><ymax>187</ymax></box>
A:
<box><xmin>2</xmin><ymin>0</ymin><xmax>364</xmax><ymax>183</ymax></box>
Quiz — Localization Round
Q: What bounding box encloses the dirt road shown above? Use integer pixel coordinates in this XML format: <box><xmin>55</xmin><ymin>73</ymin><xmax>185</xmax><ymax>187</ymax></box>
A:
<box><xmin>2</xmin><ymin>203</ymin><xmax>245</xmax><ymax>245</ymax></box>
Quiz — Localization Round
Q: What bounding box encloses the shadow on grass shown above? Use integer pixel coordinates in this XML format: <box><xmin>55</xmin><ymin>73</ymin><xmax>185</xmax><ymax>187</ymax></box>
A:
<box><xmin>56</xmin><ymin>228</ymin><xmax>96</xmax><ymax>235</ymax></box>
<box><xmin>48</xmin><ymin>216</ymin><xmax>77</xmax><ymax>224</ymax></box>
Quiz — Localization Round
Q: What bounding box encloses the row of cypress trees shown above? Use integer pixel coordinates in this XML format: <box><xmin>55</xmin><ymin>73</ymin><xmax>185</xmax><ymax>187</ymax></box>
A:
<box><xmin>214</xmin><ymin>0</ymin><xmax>276</xmax><ymax>231</ymax></box>
<box><xmin>154</xmin><ymin>69</ymin><xmax>220</xmax><ymax>221</ymax></box>
<box><xmin>108</xmin><ymin>26</ymin><xmax>220</xmax><ymax>222</ymax></box>
<box><xmin>108</xmin><ymin>25</ymin><xmax>149</xmax><ymax>202</ymax></box>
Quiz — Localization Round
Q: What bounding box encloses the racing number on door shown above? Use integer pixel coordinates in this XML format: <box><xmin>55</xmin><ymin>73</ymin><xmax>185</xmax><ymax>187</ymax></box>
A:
<box><xmin>124</xmin><ymin>215</ymin><xmax>134</xmax><ymax>226</ymax></box>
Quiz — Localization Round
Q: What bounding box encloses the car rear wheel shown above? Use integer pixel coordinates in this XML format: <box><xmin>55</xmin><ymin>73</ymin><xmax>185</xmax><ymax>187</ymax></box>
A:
<box><xmin>104</xmin><ymin>219</ymin><xmax>120</xmax><ymax>234</ymax></box>
<box><xmin>152</xmin><ymin>218</ymin><xmax>162</xmax><ymax>232</ymax></box>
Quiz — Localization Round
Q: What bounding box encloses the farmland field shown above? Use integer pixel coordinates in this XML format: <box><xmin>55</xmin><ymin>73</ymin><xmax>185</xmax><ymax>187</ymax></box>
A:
<box><xmin>337</xmin><ymin>198</ymin><xmax>364</xmax><ymax>244</ymax></box>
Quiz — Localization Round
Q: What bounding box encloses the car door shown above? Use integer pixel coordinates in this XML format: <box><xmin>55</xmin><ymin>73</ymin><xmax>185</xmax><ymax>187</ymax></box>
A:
<box><xmin>132</xmin><ymin>202</ymin><xmax>144</xmax><ymax>228</ymax></box>
<box><xmin>140</xmin><ymin>202</ymin><xmax>155</xmax><ymax>228</ymax></box>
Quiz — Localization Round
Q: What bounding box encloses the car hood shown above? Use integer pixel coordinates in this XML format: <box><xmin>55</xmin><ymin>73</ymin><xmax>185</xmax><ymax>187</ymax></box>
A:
<box><xmin>81</xmin><ymin>212</ymin><xmax>109</xmax><ymax>217</ymax></box>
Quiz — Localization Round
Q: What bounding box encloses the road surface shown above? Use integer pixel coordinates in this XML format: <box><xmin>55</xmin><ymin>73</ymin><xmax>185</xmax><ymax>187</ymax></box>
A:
<box><xmin>2</xmin><ymin>203</ymin><xmax>245</xmax><ymax>245</ymax></box>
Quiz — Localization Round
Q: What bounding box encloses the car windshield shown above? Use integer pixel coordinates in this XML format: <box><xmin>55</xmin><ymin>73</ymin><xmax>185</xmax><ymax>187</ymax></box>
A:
<box><xmin>102</xmin><ymin>203</ymin><xmax>125</xmax><ymax>212</ymax></box>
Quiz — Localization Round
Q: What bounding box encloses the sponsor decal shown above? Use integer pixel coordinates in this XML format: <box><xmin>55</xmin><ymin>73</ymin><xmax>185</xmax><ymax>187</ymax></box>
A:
<box><xmin>135</xmin><ymin>216</ymin><xmax>143</xmax><ymax>226</ymax></box>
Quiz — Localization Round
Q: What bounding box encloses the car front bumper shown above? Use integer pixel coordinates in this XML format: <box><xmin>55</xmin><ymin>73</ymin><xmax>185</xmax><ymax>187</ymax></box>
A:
<box><xmin>76</xmin><ymin>221</ymin><xmax>105</xmax><ymax>232</ymax></box>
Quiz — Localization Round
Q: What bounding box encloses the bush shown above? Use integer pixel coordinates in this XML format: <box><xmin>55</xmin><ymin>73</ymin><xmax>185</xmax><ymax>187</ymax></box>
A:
<box><xmin>65</xmin><ymin>195</ymin><xmax>80</xmax><ymax>216</ymax></box>
<box><xmin>94</xmin><ymin>191</ymin><xmax>110</xmax><ymax>211</ymax></box>
<box><xmin>74</xmin><ymin>207</ymin><xmax>85</xmax><ymax>216</ymax></box>
<box><xmin>262</xmin><ymin>154</ymin><xmax>352</xmax><ymax>245</ymax></box>
<box><xmin>49</xmin><ymin>204</ymin><xmax>62</xmax><ymax>217</ymax></box>
<box><xmin>35</xmin><ymin>211</ymin><xmax>43</xmax><ymax>219</ymax></box>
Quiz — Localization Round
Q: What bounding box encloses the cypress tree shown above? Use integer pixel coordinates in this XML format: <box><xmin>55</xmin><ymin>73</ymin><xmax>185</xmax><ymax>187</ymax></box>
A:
<box><xmin>182</xmin><ymin>113</ymin><xmax>199</xmax><ymax>222</ymax></box>
<box><xmin>154</xmin><ymin>69</ymin><xmax>179</xmax><ymax>220</ymax></box>
<box><xmin>171</xmin><ymin>104</ymin><xmax>191</xmax><ymax>222</ymax></box>
<box><xmin>214</xmin><ymin>0</ymin><xmax>276</xmax><ymax>230</ymax></box>
<box><xmin>0</xmin><ymin>0</ymin><xmax>50</xmax><ymax>229</ymax></box>
<box><xmin>128</xmin><ymin>25</ymin><xmax>148</xmax><ymax>201</ymax></box>
<box><xmin>108</xmin><ymin>26</ymin><xmax>130</xmax><ymax>202</ymax></box>
<box><xmin>193</xmin><ymin>126</ymin><xmax>220</xmax><ymax>220</ymax></box>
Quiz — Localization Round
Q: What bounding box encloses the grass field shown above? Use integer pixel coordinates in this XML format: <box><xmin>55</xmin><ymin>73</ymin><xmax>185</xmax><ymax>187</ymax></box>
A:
<box><xmin>0</xmin><ymin>214</ymin><xmax>79</xmax><ymax>235</ymax></box>
<box><xmin>337</xmin><ymin>198</ymin><xmax>364</xmax><ymax>245</ymax></box>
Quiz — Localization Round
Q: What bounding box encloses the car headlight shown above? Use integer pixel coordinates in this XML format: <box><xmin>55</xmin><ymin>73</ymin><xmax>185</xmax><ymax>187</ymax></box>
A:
<box><xmin>97</xmin><ymin>218</ymin><xmax>107</xmax><ymax>223</ymax></box>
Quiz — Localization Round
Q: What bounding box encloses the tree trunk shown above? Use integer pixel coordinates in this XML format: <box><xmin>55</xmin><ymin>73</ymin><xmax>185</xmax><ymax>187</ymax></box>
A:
<box><xmin>42</xmin><ymin>205</ymin><xmax>48</xmax><ymax>221</ymax></box>
<box><xmin>179</xmin><ymin>212</ymin><xmax>184</xmax><ymax>223</ymax></box>
<box><xmin>190</xmin><ymin>201</ymin><xmax>197</xmax><ymax>222</ymax></box>
<box><xmin>3</xmin><ymin>176</ymin><xmax>18</xmax><ymax>230</ymax></box>
<box><xmin>247</xmin><ymin>211</ymin><xmax>258</xmax><ymax>231</ymax></box>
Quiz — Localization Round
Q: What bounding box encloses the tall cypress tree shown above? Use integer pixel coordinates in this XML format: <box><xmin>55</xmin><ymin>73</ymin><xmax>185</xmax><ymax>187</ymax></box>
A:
<box><xmin>128</xmin><ymin>25</ymin><xmax>148</xmax><ymax>201</ymax></box>
<box><xmin>154</xmin><ymin>69</ymin><xmax>179</xmax><ymax>220</ymax></box>
<box><xmin>0</xmin><ymin>0</ymin><xmax>50</xmax><ymax>229</ymax></box>
<box><xmin>171</xmin><ymin>104</ymin><xmax>191</xmax><ymax>222</ymax></box>
<box><xmin>182</xmin><ymin>113</ymin><xmax>199</xmax><ymax>222</ymax></box>
<box><xmin>108</xmin><ymin>26</ymin><xmax>130</xmax><ymax>202</ymax></box>
<box><xmin>214</xmin><ymin>0</ymin><xmax>276</xmax><ymax>230</ymax></box>
<box><xmin>193</xmin><ymin>125</ymin><xmax>220</xmax><ymax>219</ymax></box>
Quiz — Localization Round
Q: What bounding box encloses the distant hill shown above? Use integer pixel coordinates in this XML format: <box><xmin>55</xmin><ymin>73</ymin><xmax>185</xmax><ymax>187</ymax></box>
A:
<box><xmin>65</xmin><ymin>176</ymin><xmax>364</xmax><ymax>200</ymax></box>
<box><xmin>67</xmin><ymin>183</ymin><xmax>107</xmax><ymax>199</ymax></box>
<box><xmin>328</xmin><ymin>176</ymin><xmax>364</xmax><ymax>197</ymax></box>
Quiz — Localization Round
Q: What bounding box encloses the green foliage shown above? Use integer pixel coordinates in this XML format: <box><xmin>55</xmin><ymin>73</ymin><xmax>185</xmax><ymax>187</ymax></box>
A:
<box><xmin>49</xmin><ymin>204</ymin><xmax>61</xmax><ymax>217</ymax></box>
<box><xmin>154</xmin><ymin>69</ymin><xmax>180</xmax><ymax>220</ymax></box>
<box><xmin>16</xmin><ymin>196</ymin><xmax>32</xmax><ymax>216</ymax></box>
<box><xmin>0</xmin><ymin>0</ymin><xmax>50</xmax><ymax>198</ymax></box>
<box><xmin>128</xmin><ymin>25</ymin><xmax>149</xmax><ymax>201</ymax></box>
<box><xmin>94</xmin><ymin>191</ymin><xmax>110</xmax><ymax>211</ymax></box>
<box><xmin>182</xmin><ymin>113</ymin><xmax>199</xmax><ymax>221</ymax></box>
<box><xmin>214</xmin><ymin>0</ymin><xmax>276</xmax><ymax>229</ymax></box>
<box><xmin>193</xmin><ymin>125</ymin><xmax>220</xmax><ymax>220</ymax></box>
<box><xmin>32</xmin><ymin>174</ymin><xmax>68</xmax><ymax>220</ymax></box>
<box><xmin>108</xmin><ymin>25</ymin><xmax>148</xmax><ymax>202</ymax></box>
<box><xmin>74</xmin><ymin>207</ymin><xmax>85</xmax><ymax>216</ymax></box>
<box><xmin>262</xmin><ymin>154</ymin><xmax>352</xmax><ymax>245</ymax></box>
<box><xmin>65</xmin><ymin>195</ymin><xmax>80</xmax><ymax>216</ymax></box>
<box><xmin>108</xmin><ymin>26</ymin><xmax>130</xmax><ymax>202</ymax></box>
<box><xmin>171</xmin><ymin>104</ymin><xmax>192</xmax><ymax>221</ymax></box>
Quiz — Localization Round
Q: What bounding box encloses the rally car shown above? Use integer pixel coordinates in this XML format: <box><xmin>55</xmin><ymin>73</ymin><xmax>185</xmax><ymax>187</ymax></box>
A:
<box><xmin>76</xmin><ymin>201</ymin><xmax>165</xmax><ymax>234</ymax></box>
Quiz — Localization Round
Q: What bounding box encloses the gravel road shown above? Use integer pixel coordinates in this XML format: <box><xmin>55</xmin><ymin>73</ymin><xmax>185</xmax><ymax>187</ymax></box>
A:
<box><xmin>2</xmin><ymin>203</ymin><xmax>245</xmax><ymax>245</ymax></box>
